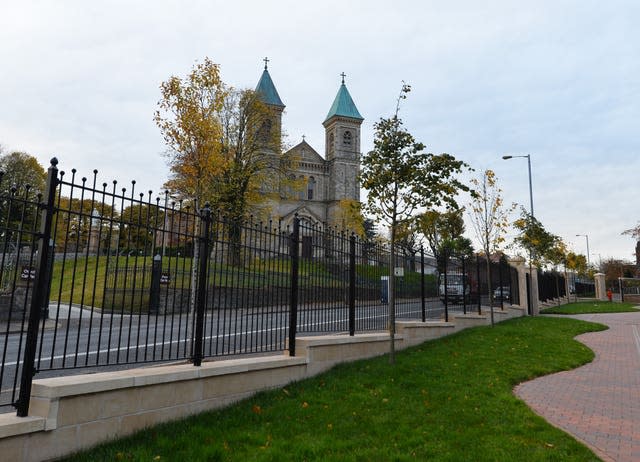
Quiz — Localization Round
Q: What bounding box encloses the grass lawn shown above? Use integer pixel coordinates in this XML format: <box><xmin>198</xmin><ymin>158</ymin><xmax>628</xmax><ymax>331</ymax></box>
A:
<box><xmin>541</xmin><ymin>301</ymin><xmax>640</xmax><ymax>314</ymax></box>
<box><xmin>63</xmin><ymin>316</ymin><xmax>606</xmax><ymax>461</ymax></box>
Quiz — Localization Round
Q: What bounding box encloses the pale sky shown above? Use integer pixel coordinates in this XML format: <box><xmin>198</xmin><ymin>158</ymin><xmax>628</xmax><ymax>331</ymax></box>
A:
<box><xmin>1</xmin><ymin>1</ymin><xmax>638</xmax><ymax>262</ymax></box>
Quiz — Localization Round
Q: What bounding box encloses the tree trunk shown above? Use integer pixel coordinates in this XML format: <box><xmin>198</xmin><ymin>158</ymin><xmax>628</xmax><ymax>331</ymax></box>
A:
<box><xmin>188</xmin><ymin>203</ymin><xmax>200</xmax><ymax>353</ymax></box>
<box><xmin>388</xmin><ymin>224</ymin><xmax>396</xmax><ymax>365</ymax></box>
<box><xmin>485</xmin><ymin>256</ymin><xmax>494</xmax><ymax>326</ymax></box>
<box><xmin>227</xmin><ymin>217</ymin><xmax>242</xmax><ymax>267</ymax></box>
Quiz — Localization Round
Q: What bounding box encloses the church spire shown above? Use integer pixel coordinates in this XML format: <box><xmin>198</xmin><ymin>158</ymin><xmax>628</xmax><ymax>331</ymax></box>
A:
<box><xmin>255</xmin><ymin>58</ymin><xmax>285</xmax><ymax>108</ymax></box>
<box><xmin>323</xmin><ymin>74</ymin><xmax>363</xmax><ymax>123</ymax></box>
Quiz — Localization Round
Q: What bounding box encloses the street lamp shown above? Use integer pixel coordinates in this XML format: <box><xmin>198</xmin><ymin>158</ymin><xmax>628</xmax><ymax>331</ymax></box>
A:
<box><xmin>503</xmin><ymin>154</ymin><xmax>535</xmax><ymax>315</ymax></box>
<box><xmin>576</xmin><ymin>234</ymin><xmax>590</xmax><ymax>267</ymax></box>
<box><xmin>502</xmin><ymin>155</ymin><xmax>533</xmax><ymax>218</ymax></box>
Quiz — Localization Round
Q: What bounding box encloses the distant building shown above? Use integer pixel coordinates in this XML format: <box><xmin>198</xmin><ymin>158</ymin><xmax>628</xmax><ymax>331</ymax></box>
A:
<box><xmin>254</xmin><ymin>61</ymin><xmax>363</xmax><ymax>229</ymax></box>
<box><xmin>156</xmin><ymin>62</ymin><xmax>365</xmax><ymax>257</ymax></box>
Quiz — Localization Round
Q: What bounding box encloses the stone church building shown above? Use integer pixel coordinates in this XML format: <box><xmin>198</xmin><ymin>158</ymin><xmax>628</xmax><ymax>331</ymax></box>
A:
<box><xmin>254</xmin><ymin>62</ymin><xmax>364</xmax><ymax>230</ymax></box>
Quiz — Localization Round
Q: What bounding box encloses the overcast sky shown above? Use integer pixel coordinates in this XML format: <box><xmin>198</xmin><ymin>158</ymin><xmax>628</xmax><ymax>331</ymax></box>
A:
<box><xmin>1</xmin><ymin>1</ymin><xmax>638</xmax><ymax>262</ymax></box>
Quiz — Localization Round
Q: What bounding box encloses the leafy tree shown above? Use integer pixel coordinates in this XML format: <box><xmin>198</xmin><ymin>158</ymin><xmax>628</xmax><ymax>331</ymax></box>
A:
<box><xmin>155</xmin><ymin>58</ymin><xmax>226</xmax><ymax>207</ymax></box>
<box><xmin>545</xmin><ymin>237</ymin><xmax>570</xmax><ymax>301</ymax></box>
<box><xmin>53</xmin><ymin>197</ymin><xmax>117</xmax><ymax>254</ymax></box>
<box><xmin>155</xmin><ymin>58</ymin><xmax>290</xmax><ymax>265</ymax></box>
<box><xmin>0</xmin><ymin>151</ymin><xmax>46</xmax><ymax>194</ymax></box>
<box><xmin>415</xmin><ymin>207</ymin><xmax>469</xmax><ymax>269</ymax></box>
<box><xmin>0</xmin><ymin>151</ymin><xmax>47</xmax><ymax>251</ymax></box>
<box><xmin>565</xmin><ymin>251</ymin><xmax>588</xmax><ymax>276</ymax></box>
<box><xmin>118</xmin><ymin>203</ymin><xmax>165</xmax><ymax>254</ymax></box>
<box><xmin>601</xmin><ymin>258</ymin><xmax>636</xmax><ymax>289</ymax></box>
<box><xmin>622</xmin><ymin>225</ymin><xmax>640</xmax><ymax>269</ymax></box>
<box><xmin>622</xmin><ymin>224</ymin><xmax>640</xmax><ymax>241</ymax></box>
<box><xmin>395</xmin><ymin>220</ymin><xmax>420</xmax><ymax>271</ymax></box>
<box><xmin>513</xmin><ymin>208</ymin><xmax>557</xmax><ymax>268</ymax></box>
<box><xmin>468</xmin><ymin>169</ymin><xmax>514</xmax><ymax>316</ymax></box>
<box><xmin>512</xmin><ymin>209</ymin><xmax>559</xmax><ymax>313</ymax></box>
<box><xmin>360</xmin><ymin>218</ymin><xmax>380</xmax><ymax>264</ymax></box>
<box><xmin>360</xmin><ymin>83</ymin><xmax>470</xmax><ymax>364</ymax></box>
<box><xmin>334</xmin><ymin>199</ymin><xmax>365</xmax><ymax>237</ymax></box>
<box><xmin>441</xmin><ymin>235</ymin><xmax>474</xmax><ymax>259</ymax></box>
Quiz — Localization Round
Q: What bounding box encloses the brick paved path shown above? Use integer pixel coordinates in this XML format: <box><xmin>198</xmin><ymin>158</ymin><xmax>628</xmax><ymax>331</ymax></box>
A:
<box><xmin>514</xmin><ymin>312</ymin><xmax>640</xmax><ymax>462</ymax></box>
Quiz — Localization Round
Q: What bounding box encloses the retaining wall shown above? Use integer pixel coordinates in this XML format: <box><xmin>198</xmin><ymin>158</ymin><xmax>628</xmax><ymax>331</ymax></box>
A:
<box><xmin>0</xmin><ymin>305</ymin><xmax>525</xmax><ymax>462</ymax></box>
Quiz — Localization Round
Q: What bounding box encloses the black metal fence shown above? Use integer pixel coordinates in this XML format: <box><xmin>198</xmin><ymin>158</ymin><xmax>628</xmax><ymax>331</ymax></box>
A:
<box><xmin>618</xmin><ymin>277</ymin><xmax>640</xmax><ymax>303</ymax></box>
<box><xmin>0</xmin><ymin>160</ymin><xmax>520</xmax><ymax>415</ymax></box>
<box><xmin>538</xmin><ymin>270</ymin><xmax>566</xmax><ymax>303</ymax></box>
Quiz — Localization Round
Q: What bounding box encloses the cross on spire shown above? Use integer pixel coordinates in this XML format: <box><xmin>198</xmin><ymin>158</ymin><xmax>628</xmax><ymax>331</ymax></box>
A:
<box><xmin>263</xmin><ymin>57</ymin><xmax>270</xmax><ymax>70</ymax></box>
<box><xmin>340</xmin><ymin>72</ymin><xmax>346</xmax><ymax>84</ymax></box>
<box><xmin>302</xmin><ymin>134</ymin><xmax>306</xmax><ymax>141</ymax></box>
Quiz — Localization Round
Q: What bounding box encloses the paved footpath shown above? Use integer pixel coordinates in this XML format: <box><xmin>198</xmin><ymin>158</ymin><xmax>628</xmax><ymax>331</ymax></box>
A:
<box><xmin>514</xmin><ymin>312</ymin><xmax>640</xmax><ymax>462</ymax></box>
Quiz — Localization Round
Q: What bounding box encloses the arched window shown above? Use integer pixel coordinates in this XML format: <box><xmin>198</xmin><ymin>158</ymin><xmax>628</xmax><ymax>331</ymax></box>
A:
<box><xmin>307</xmin><ymin>177</ymin><xmax>316</xmax><ymax>200</ymax></box>
<box><xmin>343</xmin><ymin>130</ymin><xmax>352</xmax><ymax>145</ymax></box>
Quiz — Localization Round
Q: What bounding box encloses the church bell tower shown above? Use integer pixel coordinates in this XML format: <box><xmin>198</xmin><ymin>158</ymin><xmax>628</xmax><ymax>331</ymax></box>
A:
<box><xmin>323</xmin><ymin>74</ymin><xmax>363</xmax><ymax>223</ymax></box>
<box><xmin>255</xmin><ymin>57</ymin><xmax>285</xmax><ymax>156</ymax></box>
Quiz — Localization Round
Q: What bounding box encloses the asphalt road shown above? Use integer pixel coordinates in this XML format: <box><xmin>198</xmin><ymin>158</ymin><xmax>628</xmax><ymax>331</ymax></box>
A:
<box><xmin>0</xmin><ymin>297</ymin><xmax>481</xmax><ymax>411</ymax></box>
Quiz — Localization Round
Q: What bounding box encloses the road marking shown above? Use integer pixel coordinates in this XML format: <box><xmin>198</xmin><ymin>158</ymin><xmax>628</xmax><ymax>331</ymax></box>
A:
<box><xmin>3</xmin><ymin>310</ymin><xmax>399</xmax><ymax>367</ymax></box>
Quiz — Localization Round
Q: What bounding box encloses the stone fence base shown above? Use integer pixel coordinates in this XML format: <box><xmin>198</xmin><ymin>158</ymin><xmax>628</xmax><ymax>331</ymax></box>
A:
<box><xmin>0</xmin><ymin>305</ymin><xmax>526</xmax><ymax>462</ymax></box>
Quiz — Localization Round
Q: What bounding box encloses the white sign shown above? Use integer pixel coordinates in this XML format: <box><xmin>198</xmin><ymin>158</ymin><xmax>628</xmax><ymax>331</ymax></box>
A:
<box><xmin>394</xmin><ymin>267</ymin><xmax>404</xmax><ymax>277</ymax></box>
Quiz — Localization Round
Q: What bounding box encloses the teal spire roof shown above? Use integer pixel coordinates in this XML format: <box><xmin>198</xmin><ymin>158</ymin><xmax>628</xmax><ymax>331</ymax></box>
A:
<box><xmin>255</xmin><ymin>62</ymin><xmax>285</xmax><ymax>108</ymax></box>
<box><xmin>324</xmin><ymin>79</ymin><xmax>363</xmax><ymax>122</ymax></box>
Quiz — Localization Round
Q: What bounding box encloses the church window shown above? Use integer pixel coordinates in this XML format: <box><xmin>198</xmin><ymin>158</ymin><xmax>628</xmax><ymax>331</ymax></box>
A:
<box><xmin>343</xmin><ymin>130</ymin><xmax>352</xmax><ymax>145</ymax></box>
<box><xmin>307</xmin><ymin>177</ymin><xmax>316</xmax><ymax>200</ymax></box>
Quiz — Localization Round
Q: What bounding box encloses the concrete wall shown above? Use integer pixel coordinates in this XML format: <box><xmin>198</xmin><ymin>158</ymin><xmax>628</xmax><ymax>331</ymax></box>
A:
<box><xmin>0</xmin><ymin>306</ymin><xmax>526</xmax><ymax>462</ymax></box>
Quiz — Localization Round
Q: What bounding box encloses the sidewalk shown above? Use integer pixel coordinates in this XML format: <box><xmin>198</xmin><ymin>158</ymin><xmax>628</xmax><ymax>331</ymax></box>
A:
<box><xmin>1</xmin><ymin>302</ymin><xmax>91</xmax><ymax>334</ymax></box>
<box><xmin>514</xmin><ymin>312</ymin><xmax>640</xmax><ymax>462</ymax></box>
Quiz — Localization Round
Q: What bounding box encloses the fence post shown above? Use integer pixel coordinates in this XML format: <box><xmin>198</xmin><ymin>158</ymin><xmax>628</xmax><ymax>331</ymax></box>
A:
<box><xmin>42</xmin><ymin>237</ymin><xmax>54</xmax><ymax>320</ymax></box>
<box><xmin>462</xmin><ymin>256</ymin><xmax>467</xmax><ymax>315</ymax></box>
<box><xmin>499</xmin><ymin>257</ymin><xmax>504</xmax><ymax>310</ymax></box>
<box><xmin>192</xmin><ymin>204</ymin><xmax>211</xmax><ymax>367</ymax></box>
<box><xmin>443</xmin><ymin>254</ymin><xmax>449</xmax><ymax>323</ymax></box>
<box><xmin>619</xmin><ymin>277</ymin><xmax>624</xmax><ymax>302</ymax></box>
<box><xmin>476</xmin><ymin>254</ymin><xmax>482</xmax><ymax>315</ymax></box>
<box><xmin>526</xmin><ymin>273</ymin><xmax>532</xmax><ymax>314</ymax></box>
<box><xmin>288</xmin><ymin>216</ymin><xmax>300</xmax><ymax>356</ymax></box>
<box><xmin>16</xmin><ymin>158</ymin><xmax>58</xmax><ymax>417</ymax></box>
<box><xmin>149</xmin><ymin>254</ymin><xmax>162</xmax><ymax>315</ymax></box>
<box><xmin>349</xmin><ymin>233</ymin><xmax>356</xmax><ymax>336</ymax></box>
<box><xmin>420</xmin><ymin>247</ymin><xmax>425</xmax><ymax>322</ymax></box>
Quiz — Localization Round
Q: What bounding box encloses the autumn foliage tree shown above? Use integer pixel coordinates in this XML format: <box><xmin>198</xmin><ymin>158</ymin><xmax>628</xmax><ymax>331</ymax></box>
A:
<box><xmin>0</xmin><ymin>151</ymin><xmax>47</xmax><ymax>250</ymax></box>
<box><xmin>360</xmin><ymin>83</ymin><xmax>470</xmax><ymax>364</ymax></box>
<box><xmin>513</xmin><ymin>209</ymin><xmax>558</xmax><ymax>268</ymax></box>
<box><xmin>155</xmin><ymin>58</ymin><xmax>288</xmax><ymax>265</ymax></box>
<box><xmin>415</xmin><ymin>208</ymin><xmax>471</xmax><ymax>270</ymax></box>
<box><xmin>155</xmin><ymin>58</ymin><xmax>226</xmax><ymax>208</ymax></box>
<box><xmin>334</xmin><ymin>199</ymin><xmax>365</xmax><ymax>237</ymax></box>
<box><xmin>468</xmin><ymin>169</ymin><xmax>514</xmax><ymax>317</ymax></box>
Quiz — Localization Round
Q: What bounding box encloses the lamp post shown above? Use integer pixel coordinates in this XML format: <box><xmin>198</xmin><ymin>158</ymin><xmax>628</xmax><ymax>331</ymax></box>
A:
<box><xmin>503</xmin><ymin>154</ymin><xmax>534</xmax><ymax>314</ymax></box>
<box><xmin>576</xmin><ymin>234</ymin><xmax>590</xmax><ymax>267</ymax></box>
<box><xmin>502</xmin><ymin>155</ymin><xmax>533</xmax><ymax>217</ymax></box>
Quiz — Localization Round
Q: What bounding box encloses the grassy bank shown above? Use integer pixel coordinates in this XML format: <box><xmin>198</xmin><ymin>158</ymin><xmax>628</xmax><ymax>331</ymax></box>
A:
<box><xmin>541</xmin><ymin>300</ymin><xmax>639</xmax><ymax>314</ymax></box>
<box><xmin>64</xmin><ymin>316</ymin><xmax>606</xmax><ymax>461</ymax></box>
